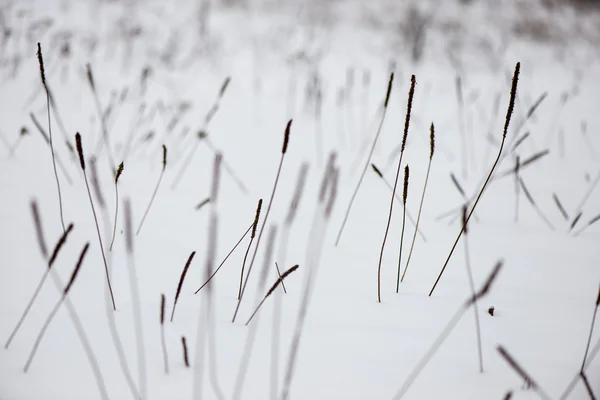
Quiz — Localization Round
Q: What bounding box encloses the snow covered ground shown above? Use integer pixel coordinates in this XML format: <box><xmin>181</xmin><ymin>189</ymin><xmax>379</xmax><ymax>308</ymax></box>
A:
<box><xmin>1</xmin><ymin>0</ymin><xmax>599</xmax><ymax>399</ymax></box>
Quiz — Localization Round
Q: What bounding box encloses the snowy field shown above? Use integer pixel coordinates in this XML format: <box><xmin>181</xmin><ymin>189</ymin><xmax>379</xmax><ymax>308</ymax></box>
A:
<box><xmin>1</xmin><ymin>0</ymin><xmax>599</xmax><ymax>399</ymax></box>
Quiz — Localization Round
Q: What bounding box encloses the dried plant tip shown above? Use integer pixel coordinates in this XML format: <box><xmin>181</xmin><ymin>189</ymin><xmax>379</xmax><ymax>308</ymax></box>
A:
<box><xmin>401</xmin><ymin>75</ymin><xmax>416</xmax><ymax>153</ymax></box>
<box><xmin>171</xmin><ymin>251</ymin><xmax>195</xmax><ymax>321</ymax></box>
<box><xmin>468</xmin><ymin>261</ymin><xmax>503</xmax><ymax>305</ymax></box>
<box><xmin>265</xmin><ymin>265</ymin><xmax>299</xmax><ymax>298</ymax></box>
<box><xmin>160</xmin><ymin>294</ymin><xmax>165</xmax><ymax>325</ymax></box>
<box><xmin>162</xmin><ymin>145</ymin><xmax>167</xmax><ymax>169</ymax></box>
<box><xmin>429</xmin><ymin>123</ymin><xmax>435</xmax><ymax>159</ymax></box>
<box><xmin>63</xmin><ymin>243</ymin><xmax>89</xmax><ymax>295</ymax></box>
<box><xmin>36</xmin><ymin>43</ymin><xmax>46</xmax><ymax>85</ymax></box>
<box><xmin>86</xmin><ymin>63</ymin><xmax>95</xmax><ymax>91</ymax></box>
<box><xmin>282</xmin><ymin>119</ymin><xmax>292</xmax><ymax>154</ymax></box>
<box><xmin>570</xmin><ymin>212</ymin><xmax>583</xmax><ymax>231</ymax></box>
<box><xmin>31</xmin><ymin>200</ymin><xmax>48</xmax><ymax>258</ymax></box>
<box><xmin>195</xmin><ymin>198</ymin><xmax>210</xmax><ymax>211</ymax></box>
<box><xmin>115</xmin><ymin>162</ymin><xmax>124</xmax><ymax>184</ymax></box>
<box><xmin>595</xmin><ymin>283</ymin><xmax>600</xmax><ymax>306</ymax></box>
<box><xmin>124</xmin><ymin>199</ymin><xmax>133</xmax><ymax>253</ymax></box>
<box><xmin>48</xmin><ymin>223</ymin><xmax>74</xmax><ymax>267</ymax></box>
<box><xmin>384</xmin><ymin>72</ymin><xmax>394</xmax><ymax>108</ymax></box>
<box><xmin>402</xmin><ymin>165</ymin><xmax>409</xmax><ymax>205</ymax></box>
<box><xmin>252</xmin><ymin>199</ymin><xmax>263</xmax><ymax>238</ymax></box>
<box><xmin>503</xmin><ymin>62</ymin><xmax>520</xmax><ymax>138</ymax></box>
<box><xmin>181</xmin><ymin>337</ymin><xmax>189</xmax><ymax>367</ymax></box>
<box><xmin>371</xmin><ymin>164</ymin><xmax>384</xmax><ymax>178</ymax></box>
<box><xmin>462</xmin><ymin>205</ymin><xmax>468</xmax><ymax>234</ymax></box>
<box><xmin>219</xmin><ymin>77</ymin><xmax>231</xmax><ymax>97</ymax></box>
<box><xmin>75</xmin><ymin>133</ymin><xmax>85</xmax><ymax>170</ymax></box>
<box><xmin>496</xmin><ymin>346</ymin><xmax>538</xmax><ymax>390</ymax></box>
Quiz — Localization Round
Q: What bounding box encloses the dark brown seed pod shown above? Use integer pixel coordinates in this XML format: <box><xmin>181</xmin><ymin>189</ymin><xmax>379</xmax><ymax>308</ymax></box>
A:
<box><xmin>36</xmin><ymin>43</ymin><xmax>46</xmax><ymax>85</ymax></box>
<box><xmin>401</xmin><ymin>75</ymin><xmax>416</xmax><ymax>153</ymax></box>
<box><xmin>503</xmin><ymin>62</ymin><xmax>520</xmax><ymax>138</ymax></box>
<box><xmin>429</xmin><ymin>123</ymin><xmax>435</xmax><ymax>160</ymax></box>
<box><xmin>462</xmin><ymin>205</ymin><xmax>468</xmax><ymax>234</ymax></box>
<box><xmin>402</xmin><ymin>165</ymin><xmax>409</xmax><ymax>205</ymax></box>
<box><xmin>384</xmin><ymin>72</ymin><xmax>394</xmax><ymax>108</ymax></box>
<box><xmin>162</xmin><ymin>145</ymin><xmax>167</xmax><ymax>169</ymax></box>
<box><xmin>63</xmin><ymin>243</ymin><xmax>90</xmax><ymax>295</ymax></box>
<box><xmin>75</xmin><ymin>132</ymin><xmax>85</xmax><ymax>170</ymax></box>
<box><xmin>371</xmin><ymin>163</ymin><xmax>383</xmax><ymax>178</ymax></box>
<box><xmin>115</xmin><ymin>162</ymin><xmax>124</xmax><ymax>184</ymax></box>
<box><xmin>282</xmin><ymin>119</ymin><xmax>292</xmax><ymax>154</ymax></box>
<box><xmin>160</xmin><ymin>294</ymin><xmax>165</xmax><ymax>325</ymax></box>
<box><xmin>252</xmin><ymin>199</ymin><xmax>263</xmax><ymax>238</ymax></box>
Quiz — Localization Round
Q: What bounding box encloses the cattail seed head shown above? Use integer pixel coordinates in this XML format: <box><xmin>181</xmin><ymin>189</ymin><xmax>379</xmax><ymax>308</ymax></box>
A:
<box><xmin>468</xmin><ymin>260</ymin><xmax>503</xmax><ymax>305</ymax></box>
<box><xmin>115</xmin><ymin>162</ymin><xmax>124</xmax><ymax>184</ymax></box>
<box><xmin>48</xmin><ymin>223</ymin><xmax>74</xmax><ymax>268</ymax></box>
<box><xmin>36</xmin><ymin>43</ymin><xmax>46</xmax><ymax>85</ymax></box>
<box><xmin>462</xmin><ymin>205</ymin><xmax>468</xmax><ymax>234</ymax></box>
<box><xmin>402</xmin><ymin>165</ymin><xmax>409</xmax><ymax>205</ymax></box>
<box><xmin>371</xmin><ymin>163</ymin><xmax>383</xmax><ymax>178</ymax></box>
<box><xmin>282</xmin><ymin>119</ymin><xmax>292</xmax><ymax>154</ymax></box>
<box><xmin>429</xmin><ymin>123</ymin><xmax>435</xmax><ymax>159</ymax></box>
<box><xmin>160</xmin><ymin>294</ymin><xmax>165</xmax><ymax>325</ymax></box>
<box><xmin>162</xmin><ymin>145</ymin><xmax>167</xmax><ymax>169</ymax></box>
<box><xmin>503</xmin><ymin>62</ymin><xmax>520</xmax><ymax>138</ymax></box>
<box><xmin>265</xmin><ymin>264</ymin><xmax>299</xmax><ymax>298</ymax></box>
<box><xmin>86</xmin><ymin>63</ymin><xmax>95</xmax><ymax>92</ymax></box>
<box><xmin>64</xmin><ymin>243</ymin><xmax>89</xmax><ymax>295</ymax></box>
<box><xmin>384</xmin><ymin>72</ymin><xmax>394</xmax><ymax>108</ymax></box>
<box><xmin>75</xmin><ymin>132</ymin><xmax>85</xmax><ymax>170</ymax></box>
<box><xmin>252</xmin><ymin>199</ymin><xmax>263</xmax><ymax>238</ymax></box>
<box><xmin>401</xmin><ymin>75</ymin><xmax>416</xmax><ymax>153</ymax></box>
<box><xmin>31</xmin><ymin>200</ymin><xmax>48</xmax><ymax>258</ymax></box>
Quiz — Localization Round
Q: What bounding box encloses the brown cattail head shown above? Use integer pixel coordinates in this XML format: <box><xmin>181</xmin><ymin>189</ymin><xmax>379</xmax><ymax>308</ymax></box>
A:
<box><xmin>401</xmin><ymin>75</ymin><xmax>416</xmax><ymax>153</ymax></box>
<box><xmin>181</xmin><ymin>336</ymin><xmax>189</xmax><ymax>367</ymax></box>
<box><xmin>219</xmin><ymin>77</ymin><xmax>231</xmax><ymax>98</ymax></box>
<box><xmin>31</xmin><ymin>200</ymin><xmax>48</xmax><ymax>258</ymax></box>
<box><xmin>371</xmin><ymin>163</ymin><xmax>383</xmax><ymax>178</ymax></box>
<box><xmin>124</xmin><ymin>198</ymin><xmax>133</xmax><ymax>253</ymax></box>
<box><xmin>162</xmin><ymin>145</ymin><xmax>167</xmax><ymax>169</ymax></box>
<box><xmin>467</xmin><ymin>260</ymin><xmax>503</xmax><ymax>306</ymax></box>
<box><xmin>251</xmin><ymin>199</ymin><xmax>263</xmax><ymax>238</ymax></box>
<box><xmin>462</xmin><ymin>205</ymin><xmax>468</xmax><ymax>234</ymax></box>
<box><xmin>63</xmin><ymin>242</ymin><xmax>90</xmax><ymax>295</ymax></box>
<box><xmin>160</xmin><ymin>294</ymin><xmax>165</xmax><ymax>325</ymax></box>
<box><xmin>429</xmin><ymin>123</ymin><xmax>435</xmax><ymax>160</ymax></box>
<box><xmin>115</xmin><ymin>162</ymin><xmax>124</xmax><ymax>184</ymax></box>
<box><xmin>402</xmin><ymin>165</ymin><xmax>409</xmax><ymax>205</ymax></box>
<box><xmin>36</xmin><ymin>43</ymin><xmax>46</xmax><ymax>85</ymax></box>
<box><xmin>282</xmin><ymin>119</ymin><xmax>292</xmax><ymax>154</ymax></box>
<box><xmin>265</xmin><ymin>264</ymin><xmax>299</xmax><ymax>298</ymax></box>
<box><xmin>384</xmin><ymin>72</ymin><xmax>394</xmax><ymax>108</ymax></box>
<box><xmin>75</xmin><ymin>132</ymin><xmax>85</xmax><ymax>170</ymax></box>
<box><xmin>503</xmin><ymin>62</ymin><xmax>520</xmax><ymax>138</ymax></box>
<box><xmin>48</xmin><ymin>223</ymin><xmax>74</xmax><ymax>268</ymax></box>
<box><xmin>86</xmin><ymin>63</ymin><xmax>95</xmax><ymax>92</ymax></box>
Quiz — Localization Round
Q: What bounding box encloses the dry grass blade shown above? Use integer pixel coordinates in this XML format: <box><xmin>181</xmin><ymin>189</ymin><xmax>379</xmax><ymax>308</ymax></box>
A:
<box><xmin>496</xmin><ymin>346</ymin><xmax>552</xmax><ymax>400</ymax></box>
<box><xmin>136</xmin><ymin>145</ymin><xmax>168</xmax><ymax>235</ymax></box>
<box><xmin>171</xmin><ymin>251</ymin><xmax>196</xmax><ymax>321</ymax></box>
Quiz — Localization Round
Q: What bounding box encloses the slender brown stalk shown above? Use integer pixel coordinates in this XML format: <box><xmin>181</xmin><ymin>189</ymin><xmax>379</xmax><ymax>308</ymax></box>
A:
<box><xmin>335</xmin><ymin>73</ymin><xmax>394</xmax><ymax>246</ymax></box>
<box><xmin>137</xmin><ymin>145</ymin><xmax>167</xmax><ymax>235</ymax></box>
<box><xmin>497</xmin><ymin>346</ymin><xmax>552</xmax><ymax>400</ymax></box>
<box><xmin>379</xmin><ymin>75</ymin><xmax>415</xmax><ymax>302</ymax></box>
<box><xmin>392</xmin><ymin>261</ymin><xmax>503</xmax><ymax>400</ymax></box>
<box><xmin>402</xmin><ymin>125</ymin><xmax>434</xmax><ymax>282</ymax></box>
<box><xmin>29</xmin><ymin>113</ymin><xmax>73</xmax><ymax>185</ymax></box>
<box><xmin>395</xmin><ymin>166</ymin><xmax>409</xmax><ymax>293</ymax></box>
<box><xmin>181</xmin><ymin>336</ymin><xmax>190</xmax><ymax>367</ymax></box>
<box><xmin>518</xmin><ymin>177</ymin><xmax>555</xmax><ymax>230</ymax></box>
<box><xmin>429</xmin><ymin>62</ymin><xmax>520</xmax><ymax>297</ymax></box>
<box><xmin>574</xmin><ymin>213</ymin><xmax>600</xmax><ymax>236</ymax></box>
<box><xmin>246</xmin><ymin>265</ymin><xmax>299</xmax><ymax>325</ymax></box>
<box><xmin>24</xmin><ymin>243</ymin><xmax>90</xmax><ymax>372</ymax></box>
<box><xmin>514</xmin><ymin>156</ymin><xmax>520</xmax><ymax>222</ymax></box>
<box><xmin>160</xmin><ymin>294</ymin><xmax>169</xmax><ymax>374</ymax></box>
<box><xmin>233</xmin><ymin>121</ymin><xmax>292</xmax><ymax>322</ymax></box>
<box><xmin>76</xmin><ymin>133</ymin><xmax>117</xmax><ymax>310</ymax></box>
<box><xmin>171</xmin><ymin>251</ymin><xmax>196</xmax><ymax>321</ymax></box>
<box><xmin>195</xmin><ymin>197</ymin><xmax>211</xmax><ymax>211</ymax></box>
<box><xmin>109</xmin><ymin>162</ymin><xmax>124</xmax><ymax>250</ymax></box>
<box><xmin>37</xmin><ymin>43</ymin><xmax>65</xmax><ymax>233</ymax></box>
<box><xmin>553</xmin><ymin>193</ymin><xmax>569</xmax><ymax>221</ymax></box>
<box><xmin>86</xmin><ymin>63</ymin><xmax>116</xmax><ymax>169</ymax></box>
<box><xmin>5</xmin><ymin>224</ymin><xmax>74</xmax><ymax>349</ymax></box>
<box><xmin>30</xmin><ymin>200</ymin><xmax>48</xmax><ymax>258</ymax></box>
<box><xmin>581</xmin><ymin>284</ymin><xmax>600</xmax><ymax>372</ymax></box>
<box><xmin>238</xmin><ymin>199</ymin><xmax>262</xmax><ymax>299</ymax></box>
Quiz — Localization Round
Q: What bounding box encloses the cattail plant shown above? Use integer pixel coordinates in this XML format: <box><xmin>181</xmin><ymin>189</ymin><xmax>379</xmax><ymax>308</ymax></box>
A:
<box><xmin>378</xmin><ymin>74</ymin><xmax>415</xmax><ymax>302</ymax></box>
<box><xmin>233</xmin><ymin>120</ymin><xmax>292</xmax><ymax>322</ymax></box>
<box><xmin>392</xmin><ymin>261</ymin><xmax>503</xmax><ymax>399</ymax></box>
<box><xmin>238</xmin><ymin>199</ymin><xmax>263</xmax><ymax>299</ymax></box>
<box><xmin>124</xmin><ymin>198</ymin><xmax>147</xmax><ymax>400</ymax></box>
<box><xmin>246</xmin><ymin>264</ymin><xmax>299</xmax><ymax>325</ymax></box>
<box><xmin>462</xmin><ymin>206</ymin><xmax>484</xmax><ymax>373</ymax></box>
<box><xmin>395</xmin><ymin>166</ymin><xmax>409</xmax><ymax>293</ymax></box>
<box><xmin>37</xmin><ymin>43</ymin><xmax>65</xmax><ymax>233</ymax></box>
<box><xmin>24</xmin><ymin>242</ymin><xmax>90</xmax><ymax>372</ymax></box>
<box><xmin>136</xmin><ymin>145</ymin><xmax>167</xmax><ymax>235</ymax></box>
<box><xmin>171</xmin><ymin>251</ymin><xmax>196</xmax><ymax>321</ymax></box>
<box><xmin>5</xmin><ymin>223</ymin><xmax>74</xmax><ymax>349</ymax></box>
<box><xmin>160</xmin><ymin>294</ymin><xmax>169</xmax><ymax>374</ymax></box>
<box><xmin>402</xmin><ymin>125</ymin><xmax>434</xmax><ymax>282</ymax></box>
<box><xmin>497</xmin><ymin>346</ymin><xmax>552</xmax><ymax>400</ymax></box>
<box><xmin>429</xmin><ymin>62</ymin><xmax>520</xmax><ymax>297</ymax></box>
<box><xmin>181</xmin><ymin>336</ymin><xmax>190</xmax><ymax>368</ymax></box>
<box><xmin>86</xmin><ymin>63</ymin><xmax>116</xmax><ymax>169</ymax></box>
<box><xmin>76</xmin><ymin>132</ymin><xmax>117</xmax><ymax>310</ymax></box>
<box><xmin>109</xmin><ymin>161</ymin><xmax>124</xmax><ymax>250</ymax></box>
<box><xmin>335</xmin><ymin>73</ymin><xmax>394</xmax><ymax>246</ymax></box>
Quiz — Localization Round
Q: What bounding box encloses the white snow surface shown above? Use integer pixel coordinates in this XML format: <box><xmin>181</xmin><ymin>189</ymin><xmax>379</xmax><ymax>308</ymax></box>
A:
<box><xmin>0</xmin><ymin>0</ymin><xmax>599</xmax><ymax>399</ymax></box>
